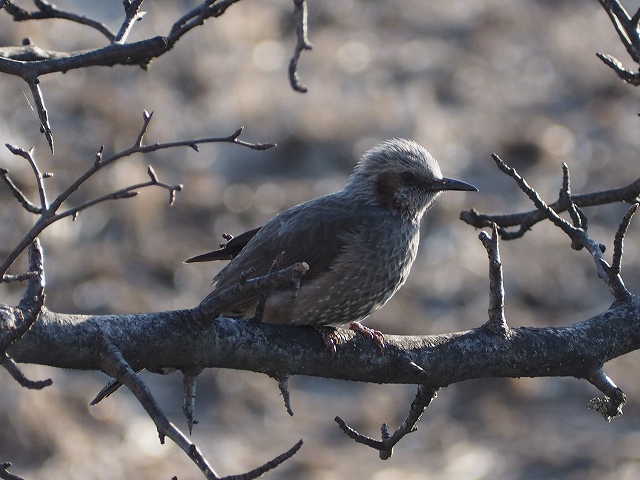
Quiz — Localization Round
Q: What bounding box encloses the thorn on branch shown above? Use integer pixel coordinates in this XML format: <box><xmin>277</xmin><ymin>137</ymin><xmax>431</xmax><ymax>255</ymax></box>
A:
<box><xmin>560</xmin><ymin>163</ymin><xmax>583</xmax><ymax>228</ymax></box>
<box><xmin>271</xmin><ymin>373</ymin><xmax>294</xmax><ymax>416</ymax></box>
<box><xmin>182</xmin><ymin>370</ymin><xmax>201</xmax><ymax>434</ymax></box>
<box><xmin>26</xmin><ymin>78</ymin><xmax>54</xmax><ymax>154</ymax></box>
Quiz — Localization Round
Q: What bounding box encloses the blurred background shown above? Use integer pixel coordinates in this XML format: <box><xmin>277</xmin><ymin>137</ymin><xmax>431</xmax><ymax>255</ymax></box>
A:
<box><xmin>1</xmin><ymin>0</ymin><xmax>640</xmax><ymax>478</ymax></box>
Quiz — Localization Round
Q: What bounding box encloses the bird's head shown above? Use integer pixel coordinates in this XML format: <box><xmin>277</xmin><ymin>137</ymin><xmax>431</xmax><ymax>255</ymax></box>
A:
<box><xmin>346</xmin><ymin>138</ymin><xmax>477</xmax><ymax>220</ymax></box>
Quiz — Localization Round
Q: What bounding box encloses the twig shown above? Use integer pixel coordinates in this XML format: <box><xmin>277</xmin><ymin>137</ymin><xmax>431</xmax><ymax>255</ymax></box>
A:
<box><xmin>289</xmin><ymin>0</ymin><xmax>313</xmax><ymax>93</ymax></box>
<box><xmin>0</xmin><ymin>115</ymin><xmax>274</xmax><ymax>279</ymax></box>
<box><xmin>2</xmin><ymin>355</ymin><xmax>52</xmax><ymax>389</ymax></box>
<box><xmin>0</xmin><ymin>167</ymin><xmax>42</xmax><ymax>214</ymax></box>
<box><xmin>1</xmin><ymin>240</ymin><xmax>50</xmax><ymax>389</ymax></box>
<box><xmin>198</xmin><ymin>262</ymin><xmax>309</xmax><ymax>318</ymax></box>
<box><xmin>168</xmin><ymin>0</ymin><xmax>244</xmax><ymax>45</ymax></box>
<box><xmin>5</xmin><ymin>144</ymin><xmax>48</xmax><ymax>211</ymax></box>
<box><xmin>0</xmin><ymin>462</ymin><xmax>25</xmax><ymax>480</ymax></box>
<box><xmin>335</xmin><ymin>385</ymin><xmax>438</xmax><ymax>459</ymax></box>
<box><xmin>4</xmin><ymin>0</ymin><xmax>116</xmax><ymax>40</ymax></box>
<box><xmin>99</xmin><ymin>340</ymin><xmax>302</xmax><ymax>479</ymax></box>
<box><xmin>478</xmin><ymin>225</ymin><xmax>509</xmax><ymax>335</ymax></box>
<box><xmin>469</xmin><ymin>154</ymin><xmax>632</xmax><ymax>301</ymax></box>
<box><xmin>611</xmin><ymin>203</ymin><xmax>638</xmax><ymax>275</ymax></box>
<box><xmin>460</xmin><ymin>177</ymin><xmax>640</xmax><ymax>239</ymax></box>
<box><xmin>183</xmin><ymin>369</ymin><xmax>201</xmax><ymax>434</ymax></box>
<box><xmin>270</xmin><ymin>373</ymin><xmax>293</xmax><ymax>416</ymax></box>
<box><xmin>490</xmin><ymin>154</ymin><xmax>577</xmax><ymax>237</ymax></box>
<box><xmin>596</xmin><ymin>0</ymin><xmax>640</xmax><ymax>84</ymax></box>
<box><xmin>26</xmin><ymin>77</ymin><xmax>54</xmax><ymax>153</ymax></box>
<box><xmin>254</xmin><ymin>251</ymin><xmax>286</xmax><ymax>322</ymax></box>
<box><xmin>223</xmin><ymin>440</ymin><xmax>303</xmax><ymax>480</ymax></box>
<box><xmin>586</xmin><ymin>369</ymin><xmax>626</xmax><ymax>421</ymax></box>
<box><xmin>2</xmin><ymin>272</ymin><xmax>37</xmax><ymax>283</ymax></box>
<box><xmin>114</xmin><ymin>0</ymin><xmax>146</xmax><ymax>44</ymax></box>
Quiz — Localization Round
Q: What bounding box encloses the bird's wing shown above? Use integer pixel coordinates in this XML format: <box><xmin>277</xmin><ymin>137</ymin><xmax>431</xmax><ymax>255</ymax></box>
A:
<box><xmin>209</xmin><ymin>194</ymin><xmax>366</xmax><ymax>295</ymax></box>
<box><xmin>184</xmin><ymin>227</ymin><xmax>263</xmax><ymax>262</ymax></box>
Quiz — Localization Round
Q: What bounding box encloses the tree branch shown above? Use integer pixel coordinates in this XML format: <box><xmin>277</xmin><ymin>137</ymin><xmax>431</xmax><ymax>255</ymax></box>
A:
<box><xmin>289</xmin><ymin>0</ymin><xmax>313</xmax><ymax>93</ymax></box>
<box><xmin>0</xmin><ymin>116</ymin><xmax>274</xmax><ymax>280</ymax></box>
<box><xmin>4</xmin><ymin>298</ymin><xmax>639</xmax><ymax>394</ymax></box>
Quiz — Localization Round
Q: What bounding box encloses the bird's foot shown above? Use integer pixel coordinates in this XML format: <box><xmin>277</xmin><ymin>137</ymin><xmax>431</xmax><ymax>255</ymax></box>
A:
<box><xmin>314</xmin><ymin>325</ymin><xmax>343</xmax><ymax>353</ymax></box>
<box><xmin>349</xmin><ymin>321</ymin><xmax>385</xmax><ymax>354</ymax></box>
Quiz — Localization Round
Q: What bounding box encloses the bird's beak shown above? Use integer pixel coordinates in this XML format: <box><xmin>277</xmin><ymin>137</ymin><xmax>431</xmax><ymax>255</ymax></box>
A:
<box><xmin>432</xmin><ymin>177</ymin><xmax>478</xmax><ymax>192</ymax></box>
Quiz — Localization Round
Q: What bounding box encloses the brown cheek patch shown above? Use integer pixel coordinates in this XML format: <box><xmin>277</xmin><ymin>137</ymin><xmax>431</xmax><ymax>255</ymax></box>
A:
<box><xmin>375</xmin><ymin>172</ymin><xmax>401</xmax><ymax>207</ymax></box>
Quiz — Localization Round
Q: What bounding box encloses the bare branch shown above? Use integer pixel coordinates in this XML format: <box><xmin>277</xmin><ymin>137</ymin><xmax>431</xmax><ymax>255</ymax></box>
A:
<box><xmin>168</xmin><ymin>0</ymin><xmax>244</xmax><ymax>45</ymax></box>
<box><xmin>114</xmin><ymin>0</ymin><xmax>146</xmax><ymax>44</ymax></box>
<box><xmin>182</xmin><ymin>369</ymin><xmax>201</xmax><ymax>434</ymax></box>
<box><xmin>199</xmin><ymin>262</ymin><xmax>309</xmax><ymax>318</ymax></box>
<box><xmin>0</xmin><ymin>36</ymin><xmax>169</xmax><ymax>76</ymax></box>
<box><xmin>289</xmin><ymin>0</ymin><xmax>313</xmax><ymax>93</ymax></box>
<box><xmin>97</xmin><ymin>339</ymin><xmax>302</xmax><ymax>479</ymax></box>
<box><xmin>2</xmin><ymin>355</ymin><xmax>51</xmax><ymax>389</ymax></box>
<box><xmin>491</xmin><ymin>154</ymin><xmax>578</xmax><ymax>237</ymax></box>
<box><xmin>460</xmin><ymin>177</ymin><xmax>640</xmax><ymax>239</ymax></box>
<box><xmin>0</xmin><ymin>462</ymin><xmax>25</xmax><ymax>480</ymax></box>
<box><xmin>4</xmin><ymin>0</ymin><xmax>116</xmax><ymax>40</ymax></box>
<box><xmin>596</xmin><ymin>52</ymin><xmax>640</xmax><ymax>85</ymax></box>
<box><xmin>2</xmin><ymin>272</ymin><xmax>37</xmax><ymax>283</ymax></box>
<box><xmin>597</xmin><ymin>0</ymin><xmax>640</xmax><ymax>61</ymax></box>
<box><xmin>0</xmin><ymin>240</ymin><xmax>48</xmax><ymax>389</ymax></box>
<box><xmin>335</xmin><ymin>385</ymin><xmax>438</xmax><ymax>459</ymax></box>
<box><xmin>611</xmin><ymin>203</ymin><xmax>638</xmax><ymax>275</ymax></box>
<box><xmin>478</xmin><ymin>225</ymin><xmax>509</xmax><ymax>335</ymax></box>
<box><xmin>0</xmin><ymin>166</ymin><xmax>42</xmax><ymax>214</ymax></box>
<box><xmin>223</xmin><ymin>439</ymin><xmax>303</xmax><ymax>480</ymax></box>
<box><xmin>0</xmin><ymin>118</ymin><xmax>272</xmax><ymax>279</ymax></box>
<box><xmin>26</xmin><ymin>76</ymin><xmax>53</xmax><ymax>152</ymax></box>
<box><xmin>469</xmin><ymin>154</ymin><xmax>633</xmax><ymax>300</ymax></box>
<box><xmin>586</xmin><ymin>369</ymin><xmax>626</xmax><ymax>421</ymax></box>
<box><xmin>5</xmin><ymin>144</ymin><xmax>48</xmax><ymax>211</ymax></box>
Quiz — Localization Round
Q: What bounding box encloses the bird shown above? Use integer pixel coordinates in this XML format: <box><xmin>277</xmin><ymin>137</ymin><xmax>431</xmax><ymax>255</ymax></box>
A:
<box><xmin>90</xmin><ymin>138</ymin><xmax>476</xmax><ymax>405</ymax></box>
<box><xmin>188</xmin><ymin>138</ymin><xmax>477</xmax><ymax>334</ymax></box>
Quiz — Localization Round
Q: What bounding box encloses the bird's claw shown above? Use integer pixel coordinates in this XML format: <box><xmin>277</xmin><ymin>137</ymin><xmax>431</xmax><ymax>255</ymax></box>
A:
<box><xmin>348</xmin><ymin>321</ymin><xmax>385</xmax><ymax>354</ymax></box>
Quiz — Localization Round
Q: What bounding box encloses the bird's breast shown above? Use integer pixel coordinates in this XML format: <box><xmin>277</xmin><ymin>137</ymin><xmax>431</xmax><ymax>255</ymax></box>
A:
<box><xmin>262</xmin><ymin>214</ymin><xmax>420</xmax><ymax>327</ymax></box>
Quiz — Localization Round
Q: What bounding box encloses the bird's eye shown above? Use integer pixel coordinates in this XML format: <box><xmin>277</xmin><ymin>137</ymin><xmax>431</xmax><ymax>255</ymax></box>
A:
<box><xmin>400</xmin><ymin>171</ymin><xmax>416</xmax><ymax>182</ymax></box>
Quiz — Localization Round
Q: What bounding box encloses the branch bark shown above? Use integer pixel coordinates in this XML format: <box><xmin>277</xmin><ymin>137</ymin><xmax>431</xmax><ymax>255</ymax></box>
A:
<box><xmin>5</xmin><ymin>298</ymin><xmax>639</xmax><ymax>392</ymax></box>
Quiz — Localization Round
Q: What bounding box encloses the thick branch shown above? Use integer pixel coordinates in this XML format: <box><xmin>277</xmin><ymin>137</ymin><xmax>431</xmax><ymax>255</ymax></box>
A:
<box><xmin>4</xmin><ymin>297</ymin><xmax>640</xmax><ymax>388</ymax></box>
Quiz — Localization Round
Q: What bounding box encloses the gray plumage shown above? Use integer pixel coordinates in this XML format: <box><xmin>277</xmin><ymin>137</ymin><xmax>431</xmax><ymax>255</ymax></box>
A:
<box><xmin>191</xmin><ymin>138</ymin><xmax>477</xmax><ymax>327</ymax></box>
